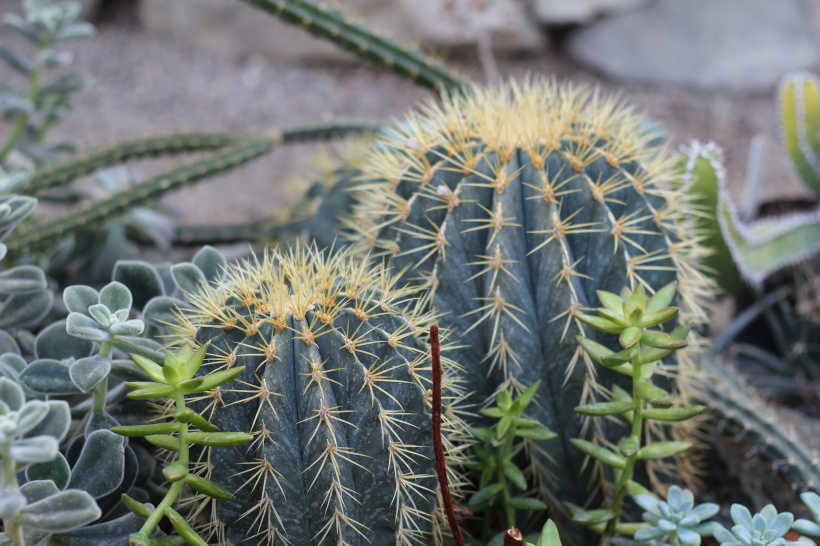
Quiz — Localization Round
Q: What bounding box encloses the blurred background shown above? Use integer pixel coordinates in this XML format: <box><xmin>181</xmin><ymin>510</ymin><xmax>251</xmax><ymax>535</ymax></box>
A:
<box><xmin>0</xmin><ymin>0</ymin><xmax>816</xmax><ymax>231</ymax></box>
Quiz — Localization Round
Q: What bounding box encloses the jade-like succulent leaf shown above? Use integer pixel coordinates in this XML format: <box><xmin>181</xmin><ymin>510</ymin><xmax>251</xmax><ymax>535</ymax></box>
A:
<box><xmin>9</xmin><ymin>436</ymin><xmax>58</xmax><ymax>463</ymax></box>
<box><xmin>0</xmin><ymin>376</ymin><xmax>23</xmax><ymax>410</ymax></box>
<box><xmin>63</xmin><ymin>285</ymin><xmax>98</xmax><ymax>315</ymax></box>
<box><xmin>112</xmin><ymin>260</ymin><xmax>165</xmax><ymax>310</ymax></box>
<box><xmin>0</xmin><ymin>265</ymin><xmax>47</xmax><ymax>294</ymax></box>
<box><xmin>24</xmin><ymin>400</ymin><xmax>70</xmax><ymax>442</ymax></box>
<box><xmin>0</xmin><ymin>290</ymin><xmax>53</xmax><ymax>330</ymax></box>
<box><xmin>99</xmin><ymin>282</ymin><xmax>132</xmax><ymax>314</ymax></box>
<box><xmin>15</xmin><ymin>400</ymin><xmax>49</xmax><ymax>436</ymax></box>
<box><xmin>20</xmin><ymin>360</ymin><xmax>80</xmax><ymax>395</ymax></box>
<box><xmin>142</xmin><ymin>296</ymin><xmax>189</xmax><ymax>329</ymax></box>
<box><xmin>66</xmin><ymin>430</ymin><xmax>125</xmax><ymax>499</ymax></box>
<box><xmin>66</xmin><ymin>313</ymin><xmax>111</xmax><ymax>342</ymax></box>
<box><xmin>49</xmin><ymin>510</ymin><xmax>148</xmax><ymax>546</ymax></box>
<box><xmin>20</xmin><ymin>480</ymin><xmax>60</xmax><ymax>504</ymax></box>
<box><xmin>0</xmin><ymin>329</ymin><xmax>21</xmax><ymax>356</ymax></box>
<box><xmin>69</xmin><ymin>355</ymin><xmax>111</xmax><ymax>393</ymax></box>
<box><xmin>192</xmin><ymin>245</ymin><xmax>226</xmax><ymax>284</ymax></box>
<box><xmin>170</xmin><ymin>263</ymin><xmax>206</xmax><ymax>294</ymax></box>
<box><xmin>108</xmin><ymin>319</ymin><xmax>143</xmax><ymax>337</ymax></box>
<box><xmin>0</xmin><ymin>487</ymin><xmax>26</xmax><ymax>518</ymax></box>
<box><xmin>17</xmin><ymin>489</ymin><xmax>101</xmax><ymax>532</ymax></box>
<box><xmin>34</xmin><ymin>320</ymin><xmax>93</xmax><ymax>361</ymax></box>
<box><xmin>26</xmin><ymin>452</ymin><xmax>71</xmax><ymax>490</ymax></box>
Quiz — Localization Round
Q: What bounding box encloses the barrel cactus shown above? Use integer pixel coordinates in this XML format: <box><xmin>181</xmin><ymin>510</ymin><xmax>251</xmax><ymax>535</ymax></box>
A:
<box><xmin>346</xmin><ymin>79</ymin><xmax>715</xmax><ymax>507</ymax></box>
<box><xmin>170</xmin><ymin>245</ymin><xmax>468</xmax><ymax>546</ymax></box>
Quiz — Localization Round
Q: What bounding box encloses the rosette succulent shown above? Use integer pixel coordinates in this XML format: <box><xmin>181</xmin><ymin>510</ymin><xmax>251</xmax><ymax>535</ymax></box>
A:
<box><xmin>713</xmin><ymin>505</ymin><xmax>806</xmax><ymax>546</ymax></box>
<box><xmin>633</xmin><ymin>486</ymin><xmax>719</xmax><ymax>546</ymax></box>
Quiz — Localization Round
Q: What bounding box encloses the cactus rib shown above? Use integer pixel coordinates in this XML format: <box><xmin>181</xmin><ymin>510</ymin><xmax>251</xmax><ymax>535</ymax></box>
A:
<box><xmin>778</xmin><ymin>71</ymin><xmax>820</xmax><ymax>194</ymax></box>
<box><xmin>696</xmin><ymin>354</ymin><xmax>820</xmax><ymax>492</ymax></box>
<box><xmin>241</xmin><ymin>0</ymin><xmax>467</xmax><ymax>93</ymax></box>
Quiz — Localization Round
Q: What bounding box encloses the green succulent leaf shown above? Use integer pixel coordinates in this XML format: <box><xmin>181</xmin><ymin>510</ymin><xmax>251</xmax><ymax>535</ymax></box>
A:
<box><xmin>0</xmin><ymin>487</ymin><xmax>27</xmax><ymax>518</ymax></box>
<box><xmin>0</xmin><ymin>376</ymin><xmax>23</xmax><ymax>410</ymax></box>
<box><xmin>162</xmin><ymin>460</ymin><xmax>188</xmax><ymax>482</ymax></box>
<box><xmin>575</xmin><ymin>336</ymin><xmax>615</xmax><ymax>365</ymax></box>
<box><xmin>68</xmin><ymin>354</ymin><xmax>110</xmax><ymax>393</ymax></box>
<box><xmin>121</xmin><ymin>493</ymin><xmax>154</xmax><ymax>517</ymax></box>
<box><xmin>619</xmin><ymin>326</ymin><xmax>642</xmax><ymax>349</ymax></box>
<box><xmin>577</xmin><ymin>314</ymin><xmax>624</xmax><ymax>334</ymax></box>
<box><xmin>503</xmin><ymin>460</ymin><xmax>527</xmax><ymax>490</ymax></box>
<box><xmin>24</xmin><ymin>400</ymin><xmax>70</xmax><ymax>442</ymax></box>
<box><xmin>471</xmin><ymin>427</ymin><xmax>494</xmax><ymax>443</ymax></box>
<box><xmin>574</xmin><ymin>401</ymin><xmax>634</xmax><ymax>417</ymax></box>
<box><xmin>642</xmin><ymin>406</ymin><xmax>706</xmax><ymax>422</ymax></box>
<box><xmin>644</xmin><ymin>282</ymin><xmax>677</xmax><ymax>314</ymax></box>
<box><xmin>16</xmin><ymin>490</ymin><xmax>101</xmax><ymax>532</ymax></box>
<box><xmin>635</xmin><ymin>380</ymin><xmax>673</xmax><ymax>408</ymax></box>
<box><xmin>468</xmin><ymin>483</ymin><xmax>504</xmax><ymax>508</ymax></box>
<box><xmin>192</xmin><ymin>366</ymin><xmax>245</xmax><ymax>392</ymax></box>
<box><xmin>600</xmin><ymin>346</ymin><xmax>638</xmax><ymax>368</ymax></box>
<box><xmin>480</xmin><ymin>407</ymin><xmax>504</xmax><ymax>419</ymax></box>
<box><xmin>66</xmin><ymin>312</ymin><xmax>111</xmax><ymax>342</ymax></box>
<box><xmin>639</xmin><ymin>307</ymin><xmax>679</xmax><ymax>328</ymax></box>
<box><xmin>187</xmin><ymin>432</ymin><xmax>253</xmax><ymax>447</ymax></box>
<box><xmin>516</xmin><ymin>427</ymin><xmax>557</xmax><ymax>441</ymax></box>
<box><xmin>129</xmin><ymin>354</ymin><xmax>165</xmax><ymax>383</ymax></box>
<box><xmin>166</xmin><ymin>508</ymin><xmax>208</xmax><ymax>546</ymax></box>
<box><xmin>566</xmin><ymin>502</ymin><xmax>616</xmax><ymax>524</ymax></box>
<box><xmin>192</xmin><ymin>245</ymin><xmax>226</xmax><ymax>284</ymax></box>
<box><xmin>640</xmin><ymin>331</ymin><xmax>687</xmax><ymax>349</ymax></box>
<box><xmin>66</xmin><ymin>430</ymin><xmax>125</xmax><ymax>498</ymax></box>
<box><xmin>569</xmin><ymin>439</ymin><xmax>625</xmax><ymax>469</ymax></box>
<box><xmin>173</xmin><ymin>408</ymin><xmax>218</xmax><ymax>432</ymax></box>
<box><xmin>144</xmin><ymin>434</ymin><xmax>179</xmax><ymax>452</ymax></box>
<box><xmin>34</xmin><ymin>320</ymin><xmax>93</xmax><ymax>361</ymax></box>
<box><xmin>538</xmin><ymin>520</ymin><xmax>562</xmax><ymax>546</ymax></box>
<box><xmin>635</xmin><ymin>441</ymin><xmax>691</xmax><ymax>460</ymax></box>
<box><xmin>171</xmin><ymin>263</ymin><xmax>206</xmax><ymax>294</ymax></box>
<box><xmin>125</xmin><ymin>382</ymin><xmax>176</xmax><ymax>400</ymax></box>
<box><xmin>63</xmin><ymin>285</ymin><xmax>98</xmax><ymax>315</ymax></box>
<box><xmin>510</xmin><ymin>497</ymin><xmax>548</xmax><ymax>511</ymax></box>
<box><xmin>26</xmin><ymin>452</ymin><xmax>70</xmax><ymax>490</ymax></box>
<box><xmin>20</xmin><ymin>359</ymin><xmax>79</xmax><ymax>395</ymax></box>
<box><xmin>110</xmin><ymin>422</ymin><xmax>180</xmax><ymax>437</ymax></box>
<box><xmin>184</xmin><ymin>474</ymin><xmax>234</xmax><ymax>501</ymax></box>
<box><xmin>113</xmin><ymin>260</ymin><xmax>165</xmax><ymax>310</ymax></box>
<box><xmin>9</xmin><ymin>436</ymin><xmax>58</xmax><ymax>463</ymax></box>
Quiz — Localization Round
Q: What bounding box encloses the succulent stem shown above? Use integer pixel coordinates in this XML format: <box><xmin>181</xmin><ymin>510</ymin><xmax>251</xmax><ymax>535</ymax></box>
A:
<box><xmin>92</xmin><ymin>341</ymin><xmax>113</xmax><ymax>413</ymax></box>
<box><xmin>1</xmin><ymin>445</ymin><xmax>23</xmax><ymax>546</ymax></box>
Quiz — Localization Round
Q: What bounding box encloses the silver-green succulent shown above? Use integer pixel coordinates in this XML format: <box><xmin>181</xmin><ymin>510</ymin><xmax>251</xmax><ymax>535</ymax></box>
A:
<box><xmin>633</xmin><ymin>486</ymin><xmax>719</xmax><ymax>546</ymax></box>
<box><xmin>713</xmin><ymin>504</ymin><xmax>807</xmax><ymax>546</ymax></box>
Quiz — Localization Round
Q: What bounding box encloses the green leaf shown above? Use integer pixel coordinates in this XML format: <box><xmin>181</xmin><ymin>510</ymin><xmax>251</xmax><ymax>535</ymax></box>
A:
<box><xmin>574</xmin><ymin>401</ymin><xmax>634</xmax><ymax>417</ymax></box>
<box><xmin>173</xmin><ymin>408</ymin><xmax>218</xmax><ymax>432</ymax></box>
<box><xmin>642</xmin><ymin>405</ymin><xmax>706</xmax><ymax>422</ymax></box>
<box><xmin>192</xmin><ymin>246</ymin><xmax>226</xmax><ymax>284</ymax></box>
<box><xmin>480</xmin><ymin>407</ymin><xmax>504</xmax><ymax>419</ymax></box>
<box><xmin>510</xmin><ymin>497</ymin><xmax>548</xmax><ymax>511</ymax></box>
<box><xmin>129</xmin><ymin>354</ymin><xmax>165</xmax><ymax>383</ymax></box>
<box><xmin>577</xmin><ymin>314</ymin><xmax>623</xmax><ymax>334</ymax></box>
<box><xmin>99</xmin><ymin>281</ymin><xmax>132</xmax><ymax>314</ymax></box>
<box><xmin>180</xmin><ymin>343</ymin><xmax>208</xmax><ymax>381</ymax></box>
<box><xmin>66</xmin><ymin>312</ymin><xmax>110</xmax><ymax>342</ymax></box>
<box><xmin>68</xmin><ymin>355</ymin><xmax>110</xmax><ymax>393</ymax></box>
<box><xmin>125</xmin><ymin>382</ymin><xmax>176</xmax><ymax>400</ymax></box>
<box><xmin>600</xmin><ymin>346</ymin><xmax>638</xmax><ymax>368</ymax></box>
<box><xmin>636</xmin><ymin>441</ymin><xmax>691</xmax><ymax>460</ymax></box>
<box><xmin>639</xmin><ymin>307</ymin><xmax>679</xmax><ymax>328</ymax></box>
<box><xmin>129</xmin><ymin>532</ymin><xmax>151</xmax><ymax>546</ymax></box>
<box><xmin>471</xmin><ymin>427</ymin><xmax>494</xmax><ymax>443</ymax></box>
<box><xmin>640</xmin><ymin>331</ymin><xmax>687</xmax><ymax>349</ymax></box>
<box><xmin>504</xmin><ymin>460</ymin><xmax>527</xmax><ymax>490</ymax></box>
<box><xmin>596</xmin><ymin>308</ymin><xmax>632</xmax><ymax>328</ymax></box>
<box><xmin>518</xmin><ymin>380</ymin><xmax>541</xmax><ymax>410</ymax></box>
<box><xmin>645</xmin><ymin>282</ymin><xmax>677</xmax><ymax>314</ymax></box>
<box><xmin>66</xmin><ymin>430</ymin><xmax>125</xmax><ymax>498</ymax></box>
<box><xmin>467</xmin><ymin>483</ymin><xmax>503</xmax><ymax>508</ymax></box>
<box><xmin>569</xmin><ymin>439</ymin><xmax>625</xmax><ymax>469</ymax></box>
<box><xmin>187</xmin><ymin>432</ymin><xmax>253</xmax><ymax>447</ymax></box>
<box><xmin>20</xmin><ymin>359</ymin><xmax>80</xmax><ymax>395</ymax></box>
<box><xmin>190</xmin><ymin>366</ymin><xmax>245</xmax><ymax>392</ymax></box>
<box><xmin>538</xmin><ymin>520</ymin><xmax>562</xmax><ymax>546</ymax></box>
<box><xmin>162</xmin><ymin>460</ymin><xmax>188</xmax><ymax>482</ymax></box>
<box><xmin>175</xmin><ymin>376</ymin><xmax>205</xmax><ymax>394</ymax></box>
<box><xmin>171</xmin><ymin>263</ymin><xmax>207</xmax><ymax>295</ymax></box>
<box><xmin>162</xmin><ymin>363</ymin><xmax>181</xmax><ymax>385</ymax></box>
<box><xmin>184</xmin><ymin>474</ymin><xmax>234</xmax><ymax>501</ymax></box>
<box><xmin>635</xmin><ymin>381</ymin><xmax>673</xmax><ymax>408</ymax></box>
<box><xmin>575</xmin><ymin>336</ymin><xmax>614</xmax><ymax>365</ymax></box>
<box><xmin>516</xmin><ymin>427</ymin><xmax>557</xmax><ymax>441</ymax></box>
<box><xmin>512</xmin><ymin>417</ymin><xmax>540</xmax><ymax>429</ymax></box>
<box><xmin>26</xmin><ymin>452</ymin><xmax>70</xmax><ymax>490</ymax></box>
<box><xmin>145</xmin><ymin>435</ymin><xmax>179</xmax><ymax>452</ymax></box>
<box><xmin>627</xmin><ymin>283</ymin><xmax>646</xmax><ymax>313</ymax></box>
<box><xmin>121</xmin><ymin>493</ymin><xmax>153</xmax><ymax>517</ymax></box>
<box><xmin>497</xmin><ymin>414</ymin><xmax>513</xmax><ymax>440</ymax></box>
<box><xmin>619</xmin><ymin>326</ymin><xmax>642</xmax><ymax>349</ymax></box>
<box><xmin>596</xmin><ymin>291</ymin><xmax>625</xmax><ymax>314</ymax></box>
<box><xmin>110</xmin><ymin>422</ymin><xmax>180</xmax><ymax>437</ymax></box>
<box><xmin>566</xmin><ymin>502</ymin><xmax>615</xmax><ymax>524</ymax></box>
<box><xmin>166</xmin><ymin>508</ymin><xmax>208</xmax><ymax>546</ymax></box>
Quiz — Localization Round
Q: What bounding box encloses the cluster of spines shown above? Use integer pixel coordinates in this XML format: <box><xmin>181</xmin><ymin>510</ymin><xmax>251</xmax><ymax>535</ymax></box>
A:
<box><xmin>241</xmin><ymin>0</ymin><xmax>467</xmax><ymax>93</ymax></box>
<box><xmin>168</xmin><ymin>246</ymin><xmax>470</xmax><ymax>546</ymax></box>
<box><xmin>344</xmin><ymin>78</ymin><xmax>716</xmax><ymax>495</ymax></box>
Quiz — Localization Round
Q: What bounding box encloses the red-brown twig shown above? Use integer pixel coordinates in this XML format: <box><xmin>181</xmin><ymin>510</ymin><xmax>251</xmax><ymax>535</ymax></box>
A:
<box><xmin>430</xmin><ymin>325</ymin><xmax>466</xmax><ymax>546</ymax></box>
<box><xmin>505</xmin><ymin>528</ymin><xmax>524</xmax><ymax>546</ymax></box>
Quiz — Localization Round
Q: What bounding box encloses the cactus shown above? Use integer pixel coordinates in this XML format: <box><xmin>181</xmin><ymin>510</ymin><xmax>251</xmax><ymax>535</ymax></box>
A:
<box><xmin>346</xmin><ymin>79</ymin><xmax>714</xmax><ymax>507</ymax></box>
<box><xmin>778</xmin><ymin>72</ymin><xmax>820</xmax><ymax>195</ymax></box>
<box><xmin>676</xmin><ymin>141</ymin><xmax>741</xmax><ymax>294</ymax></box>
<box><xmin>240</xmin><ymin>0</ymin><xmax>467</xmax><ymax>93</ymax></box>
<box><xmin>164</xmin><ymin>245</ymin><xmax>469</xmax><ymax>546</ymax></box>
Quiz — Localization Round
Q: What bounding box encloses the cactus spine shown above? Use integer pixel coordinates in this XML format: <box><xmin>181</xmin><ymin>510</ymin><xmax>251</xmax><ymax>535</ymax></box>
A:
<box><xmin>347</xmin><ymin>79</ymin><xmax>715</xmax><ymax>506</ymax></box>
<box><xmin>172</xmin><ymin>246</ymin><xmax>469</xmax><ymax>546</ymax></box>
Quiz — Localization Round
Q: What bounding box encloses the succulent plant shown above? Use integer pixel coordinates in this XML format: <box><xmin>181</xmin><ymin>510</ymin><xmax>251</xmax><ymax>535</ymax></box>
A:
<box><xmin>0</xmin><ymin>0</ymin><xmax>96</xmax><ymax>163</ymax></box>
<box><xmin>345</xmin><ymin>79</ymin><xmax>713</xmax><ymax>507</ymax></box>
<box><xmin>633</xmin><ymin>486</ymin><xmax>719</xmax><ymax>546</ymax></box>
<box><xmin>164</xmin><ymin>245</ymin><xmax>469</xmax><ymax>546</ymax></box>
<box><xmin>0</xmin><ymin>377</ymin><xmax>102</xmax><ymax>546</ymax></box>
<box><xmin>793</xmin><ymin>492</ymin><xmax>820</xmax><ymax>538</ymax></box>
<box><xmin>113</xmin><ymin>343</ymin><xmax>252</xmax><ymax>546</ymax></box>
<box><xmin>712</xmin><ymin>504</ymin><xmax>806</xmax><ymax>546</ymax></box>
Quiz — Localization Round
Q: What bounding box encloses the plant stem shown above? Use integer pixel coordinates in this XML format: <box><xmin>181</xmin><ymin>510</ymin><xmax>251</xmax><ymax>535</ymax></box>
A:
<box><xmin>92</xmin><ymin>341</ymin><xmax>113</xmax><ymax>412</ymax></box>
<box><xmin>1</xmin><ymin>446</ymin><xmax>24</xmax><ymax>546</ymax></box>
<box><xmin>0</xmin><ymin>39</ymin><xmax>47</xmax><ymax>164</ymax></box>
<box><xmin>498</xmin><ymin>424</ymin><xmax>516</xmax><ymax>528</ymax></box>
<box><xmin>602</xmin><ymin>346</ymin><xmax>645</xmax><ymax>544</ymax></box>
<box><xmin>139</xmin><ymin>389</ymin><xmax>188</xmax><ymax>536</ymax></box>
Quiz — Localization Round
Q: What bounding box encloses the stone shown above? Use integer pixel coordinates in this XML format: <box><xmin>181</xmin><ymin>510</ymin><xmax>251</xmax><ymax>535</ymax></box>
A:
<box><xmin>138</xmin><ymin>0</ymin><xmax>545</xmax><ymax>63</ymax></box>
<box><xmin>533</xmin><ymin>0</ymin><xmax>652</xmax><ymax>24</ymax></box>
<box><xmin>566</xmin><ymin>0</ymin><xmax>820</xmax><ymax>92</ymax></box>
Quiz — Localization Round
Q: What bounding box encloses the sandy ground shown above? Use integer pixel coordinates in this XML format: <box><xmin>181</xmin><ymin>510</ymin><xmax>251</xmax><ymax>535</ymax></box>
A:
<box><xmin>0</xmin><ymin>21</ymin><xmax>808</xmax><ymax>228</ymax></box>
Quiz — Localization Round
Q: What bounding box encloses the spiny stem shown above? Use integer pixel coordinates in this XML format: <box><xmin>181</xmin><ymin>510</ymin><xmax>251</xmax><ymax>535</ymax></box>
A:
<box><xmin>92</xmin><ymin>341</ymin><xmax>113</xmax><ymax>413</ymax></box>
<box><xmin>1</xmin><ymin>446</ymin><xmax>23</xmax><ymax>546</ymax></box>
<box><xmin>430</xmin><ymin>325</ymin><xmax>465</xmax><ymax>546</ymax></box>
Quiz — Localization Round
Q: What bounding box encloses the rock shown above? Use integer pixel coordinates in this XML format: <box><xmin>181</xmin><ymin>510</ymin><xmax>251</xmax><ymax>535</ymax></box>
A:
<box><xmin>533</xmin><ymin>0</ymin><xmax>652</xmax><ymax>24</ymax></box>
<box><xmin>138</xmin><ymin>0</ymin><xmax>545</xmax><ymax>63</ymax></box>
<box><xmin>567</xmin><ymin>0</ymin><xmax>820</xmax><ymax>92</ymax></box>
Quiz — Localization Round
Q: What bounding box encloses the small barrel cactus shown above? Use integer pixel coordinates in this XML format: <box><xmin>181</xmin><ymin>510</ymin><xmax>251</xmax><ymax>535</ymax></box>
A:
<box><xmin>170</xmin><ymin>246</ymin><xmax>468</xmax><ymax>546</ymax></box>
<box><xmin>346</xmin><ymin>79</ymin><xmax>714</xmax><ymax>505</ymax></box>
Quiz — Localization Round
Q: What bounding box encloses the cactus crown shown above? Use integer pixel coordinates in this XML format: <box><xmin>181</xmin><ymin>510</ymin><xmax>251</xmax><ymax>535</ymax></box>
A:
<box><xmin>171</xmin><ymin>245</ymin><xmax>469</xmax><ymax>546</ymax></box>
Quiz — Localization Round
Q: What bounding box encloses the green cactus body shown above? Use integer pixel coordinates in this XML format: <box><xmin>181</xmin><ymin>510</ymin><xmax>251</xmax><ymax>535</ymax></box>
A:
<box><xmin>677</xmin><ymin>141</ymin><xmax>742</xmax><ymax>293</ymax></box>
<box><xmin>176</xmin><ymin>247</ymin><xmax>468</xmax><ymax>546</ymax></box>
<box><xmin>779</xmin><ymin>72</ymin><xmax>820</xmax><ymax>194</ymax></box>
<box><xmin>347</xmin><ymin>80</ymin><xmax>714</xmax><ymax>505</ymax></box>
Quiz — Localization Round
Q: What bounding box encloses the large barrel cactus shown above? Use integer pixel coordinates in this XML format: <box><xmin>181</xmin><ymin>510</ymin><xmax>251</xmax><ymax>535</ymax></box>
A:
<box><xmin>346</xmin><ymin>79</ymin><xmax>715</xmax><ymax>506</ymax></box>
<box><xmin>173</xmin><ymin>246</ymin><xmax>468</xmax><ymax>546</ymax></box>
